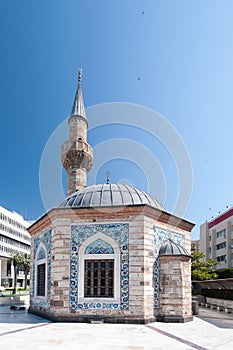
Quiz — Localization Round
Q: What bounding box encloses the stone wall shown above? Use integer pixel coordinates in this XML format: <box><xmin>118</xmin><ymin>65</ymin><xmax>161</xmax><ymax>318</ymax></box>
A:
<box><xmin>158</xmin><ymin>255</ymin><xmax>192</xmax><ymax>322</ymax></box>
<box><xmin>128</xmin><ymin>215</ymin><xmax>155</xmax><ymax>322</ymax></box>
<box><xmin>205</xmin><ymin>297</ymin><xmax>233</xmax><ymax>311</ymax></box>
<box><xmin>68</xmin><ymin>115</ymin><xmax>87</xmax><ymax>142</ymax></box>
<box><xmin>48</xmin><ymin>215</ymin><xmax>156</xmax><ymax>323</ymax></box>
<box><xmin>50</xmin><ymin>218</ymin><xmax>70</xmax><ymax>315</ymax></box>
<box><xmin>28</xmin><ymin>206</ymin><xmax>194</xmax><ymax>323</ymax></box>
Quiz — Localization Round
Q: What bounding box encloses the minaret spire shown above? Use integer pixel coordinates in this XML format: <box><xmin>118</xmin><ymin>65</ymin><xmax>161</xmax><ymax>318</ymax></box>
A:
<box><xmin>61</xmin><ymin>70</ymin><xmax>93</xmax><ymax>196</ymax></box>
<box><xmin>71</xmin><ymin>68</ymin><xmax>86</xmax><ymax>119</ymax></box>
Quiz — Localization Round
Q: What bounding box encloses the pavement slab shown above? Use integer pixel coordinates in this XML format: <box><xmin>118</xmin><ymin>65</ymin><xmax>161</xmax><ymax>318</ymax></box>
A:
<box><xmin>0</xmin><ymin>306</ymin><xmax>233</xmax><ymax>350</ymax></box>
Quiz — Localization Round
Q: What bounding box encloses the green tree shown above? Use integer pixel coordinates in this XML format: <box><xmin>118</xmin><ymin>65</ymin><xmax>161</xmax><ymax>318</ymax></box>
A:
<box><xmin>216</xmin><ymin>268</ymin><xmax>233</xmax><ymax>279</ymax></box>
<box><xmin>9</xmin><ymin>253</ymin><xmax>30</xmax><ymax>293</ymax></box>
<box><xmin>191</xmin><ymin>251</ymin><xmax>218</xmax><ymax>281</ymax></box>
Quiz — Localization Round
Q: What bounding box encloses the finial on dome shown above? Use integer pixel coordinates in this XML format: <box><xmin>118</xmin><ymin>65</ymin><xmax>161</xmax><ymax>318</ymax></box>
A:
<box><xmin>78</xmin><ymin>68</ymin><xmax>82</xmax><ymax>86</ymax></box>
<box><xmin>106</xmin><ymin>171</ymin><xmax>111</xmax><ymax>184</ymax></box>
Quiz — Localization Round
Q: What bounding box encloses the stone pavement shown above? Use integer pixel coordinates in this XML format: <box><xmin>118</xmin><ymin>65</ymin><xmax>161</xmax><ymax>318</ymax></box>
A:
<box><xmin>0</xmin><ymin>306</ymin><xmax>233</xmax><ymax>350</ymax></box>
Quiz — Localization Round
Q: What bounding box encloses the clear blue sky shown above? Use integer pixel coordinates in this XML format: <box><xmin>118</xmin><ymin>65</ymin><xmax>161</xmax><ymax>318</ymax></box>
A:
<box><xmin>1</xmin><ymin>0</ymin><xmax>233</xmax><ymax>240</ymax></box>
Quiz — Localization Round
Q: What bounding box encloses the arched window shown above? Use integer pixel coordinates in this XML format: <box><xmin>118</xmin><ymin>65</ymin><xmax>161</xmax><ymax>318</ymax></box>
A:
<box><xmin>35</xmin><ymin>244</ymin><xmax>47</xmax><ymax>297</ymax></box>
<box><xmin>78</xmin><ymin>233</ymin><xmax>120</xmax><ymax>303</ymax></box>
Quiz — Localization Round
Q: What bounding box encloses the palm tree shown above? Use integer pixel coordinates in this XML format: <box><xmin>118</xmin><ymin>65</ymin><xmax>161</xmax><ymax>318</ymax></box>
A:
<box><xmin>20</xmin><ymin>254</ymin><xmax>30</xmax><ymax>290</ymax></box>
<box><xmin>9</xmin><ymin>253</ymin><xmax>30</xmax><ymax>293</ymax></box>
<box><xmin>8</xmin><ymin>253</ymin><xmax>22</xmax><ymax>294</ymax></box>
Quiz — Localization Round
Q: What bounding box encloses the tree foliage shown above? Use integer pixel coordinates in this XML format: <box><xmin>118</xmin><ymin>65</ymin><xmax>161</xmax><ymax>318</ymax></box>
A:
<box><xmin>9</xmin><ymin>253</ymin><xmax>22</xmax><ymax>294</ymax></box>
<box><xmin>216</xmin><ymin>268</ymin><xmax>233</xmax><ymax>279</ymax></box>
<box><xmin>8</xmin><ymin>253</ymin><xmax>30</xmax><ymax>293</ymax></box>
<box><xmin>19</xmin><ymin>254</ymin><xmax>30</xmax><ymax>290</ymax></box>
<box><xmin>191</xmin><ymin>251</ymin><xmax>218</xmax><ymax>281</ymax></box>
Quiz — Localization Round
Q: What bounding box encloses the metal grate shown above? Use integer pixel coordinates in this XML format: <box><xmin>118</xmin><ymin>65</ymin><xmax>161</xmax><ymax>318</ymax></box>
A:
<box><xmin>37</xmin><ymin>263</ymin><xmax>45</xmax><ymax>296</ymax></box>
<box><xmin>84</xmin><ymin>259</ymin><xmax>114</xmax><ymax>298</ymax></box>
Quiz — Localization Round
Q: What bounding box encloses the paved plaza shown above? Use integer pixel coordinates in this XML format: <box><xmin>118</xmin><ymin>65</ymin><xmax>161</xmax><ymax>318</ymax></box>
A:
<box><xmin>0</xmin><ymin>306</ymin><xmax>233</xmax><ymax>350</ymax></box>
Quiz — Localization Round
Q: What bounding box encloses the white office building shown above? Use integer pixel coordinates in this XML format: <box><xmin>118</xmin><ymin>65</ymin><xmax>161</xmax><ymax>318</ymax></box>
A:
<box><xmin>200</xmin><ymin>207</ymin><xmax>233</xmax><ymax>270</ymax></box>
<box><xmin>0</xmin><ymin>205</ymin><xmax>31</xmax><ymax>289</ymax></box>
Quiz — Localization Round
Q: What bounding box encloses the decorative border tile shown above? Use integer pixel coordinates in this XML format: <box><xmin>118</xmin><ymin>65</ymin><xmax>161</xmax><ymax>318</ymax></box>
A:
<box><xmin>33</xmin><ymin>230</ymin><xmax>52</xmax><ymax>302</ymax></box>
<box><xmin>153</xmin><ymin>225</ymin><xmax>185</xmax><ymax>308</ymax></box>
<box><xmin>70</xmin><ymin>223</ymin><xmax>129</xmax><ymax>310</ymax></box>
<box><xmin>37</xmin><ymin>247</ymin><xmax>46</xmax><ymax>260</ymax></box>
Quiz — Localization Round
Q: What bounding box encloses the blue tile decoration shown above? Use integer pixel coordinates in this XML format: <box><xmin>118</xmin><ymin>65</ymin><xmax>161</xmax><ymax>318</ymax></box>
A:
<box><xmin>33</xmin><ymin>230</ymin><xmax>52</xmax><ymax>300</ymax></box>
<box><xmin>37</xmin><ymin>247</ymin><xmax>46</xmax><ymax>260</ymax></box>
<box><xmin>85</xmin><ymin>239</ymin><xmax>114</xmax><ymax>254</ymax></box>
<box><xmin>153</xmin><ymin>225</ymin><xmax>185</xmax><ymax>308</ymax></box>
<box><xmin>70</xmin><ymin>223</ymin><xmax>129</xmax><ymax>310</ymax></box>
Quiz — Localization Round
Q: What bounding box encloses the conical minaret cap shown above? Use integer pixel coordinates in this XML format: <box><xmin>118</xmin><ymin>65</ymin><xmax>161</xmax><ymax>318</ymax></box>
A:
<box><xmin>71</xmin><ymin>68</ymin><xmax>86</xmax><ymax>119</ymax></box>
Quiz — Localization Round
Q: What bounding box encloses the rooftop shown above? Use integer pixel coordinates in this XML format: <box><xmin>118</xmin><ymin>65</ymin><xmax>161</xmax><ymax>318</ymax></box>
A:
<box><xmin>59</xmin><ymin>183</ymin><xmax>165</xmax><ymax>210</ymax></box>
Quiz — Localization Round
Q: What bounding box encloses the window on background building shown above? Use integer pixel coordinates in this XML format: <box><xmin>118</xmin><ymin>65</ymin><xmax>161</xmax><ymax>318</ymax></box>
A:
<box><xmin>209</xmin><ymin>235</ymin><xmax>211</xmax><ymax>241</ymax></box>
<box><xmin>216</xmin><ymin>229</ymin><xmax>226</xmax><ymax>238</ymax></box>
<box><xmin>216</xmin><ymin>242</ymin><xmax>227</xmax><ymax>250</ymax></box>
<box><xmin>84</xmin><ymin>259</ymin><xmax>114</xmax><ymax>298</ymax></box>
<box><xmin>18</xmin><ymin>267</ymin><xmax>25</xmax><ymax>276</ymax></box>
<box><xmin>7</xmin><ymin>261</ymin><xmax>11</xmax><ymax>276</ymax></box>
<box><xmin>217</xmin><ymin>255</ymin><xmax>227</xmax><ymax>262</ymax></box>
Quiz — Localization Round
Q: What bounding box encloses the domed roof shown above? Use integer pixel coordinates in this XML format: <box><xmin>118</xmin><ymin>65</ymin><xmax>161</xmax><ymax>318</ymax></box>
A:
<box><xmin>59</xmin><ymin>183</ymin><xmax>164</xmax><ymax>210</ymax></box>
<box><xmin>159</xmin><ymin>239</ymin><xmax>190</xmax><ymax>257</ymax></box>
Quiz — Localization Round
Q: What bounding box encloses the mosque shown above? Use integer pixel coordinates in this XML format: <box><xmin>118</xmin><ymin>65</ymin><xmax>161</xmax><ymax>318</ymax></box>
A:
<box><xmin>28</xmin><ymin>70</ymin><xmax>195</xmax><ymax>323</ymax></box>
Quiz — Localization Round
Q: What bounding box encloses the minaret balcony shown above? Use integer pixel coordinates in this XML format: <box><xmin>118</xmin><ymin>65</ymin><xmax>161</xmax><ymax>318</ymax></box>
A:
<box><xmin>62</xmin><ymin>140</ymin><xmax>93</xmax><ymax>158</ymax></box>
<box><xmin>61</xmin><ymin>139</ymin><xmax>93</xmax><ymax>171</ymax></box>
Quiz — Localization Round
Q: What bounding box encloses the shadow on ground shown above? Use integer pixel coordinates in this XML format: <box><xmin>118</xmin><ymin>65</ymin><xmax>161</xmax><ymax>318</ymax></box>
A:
<box><xmin>197</xmin><ymin>306</ymin><xmax>233</xmax><ymax>329</ymax></box>
<box><xmin>0</xmin><ymin>306</ymin><xmax>48</xmax><ymax>325</ymax></box>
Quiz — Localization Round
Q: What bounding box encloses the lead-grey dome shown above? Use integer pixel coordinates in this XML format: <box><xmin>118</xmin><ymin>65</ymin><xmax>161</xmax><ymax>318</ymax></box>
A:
<box><xmin>159</xmin><ymin>239</ymin><xmax>190</xmax><ymax>257</ymax></box>
<box><xmin>59</xmin><ymin>183</ymin><xmax>164</xmax><ymax>210</ymax></box>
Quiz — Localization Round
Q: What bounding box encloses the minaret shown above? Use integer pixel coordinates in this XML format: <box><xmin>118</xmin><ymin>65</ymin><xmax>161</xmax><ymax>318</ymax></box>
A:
<box><xmin>61</xmin><ymin>69</ymin><xmax>93</xmax><ymax>196</ymax></box>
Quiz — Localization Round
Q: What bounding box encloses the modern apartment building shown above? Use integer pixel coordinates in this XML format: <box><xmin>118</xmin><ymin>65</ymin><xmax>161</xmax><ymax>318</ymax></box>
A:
<box><xmin>0</xmin><ymin>205</ymin><xmax>31</xmax><ymax>289</ymax></box>
<box><xmin>200</xmin><ymin>207</ymin><xmax>233</xmax><ymax>270</ymax></box>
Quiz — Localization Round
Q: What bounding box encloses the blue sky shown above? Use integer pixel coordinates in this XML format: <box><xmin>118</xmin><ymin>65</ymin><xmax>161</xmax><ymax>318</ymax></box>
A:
<box><xmin>1</xmin><ymin>0</ymin><xmax>233</xmax><ymax>239</ymax></box>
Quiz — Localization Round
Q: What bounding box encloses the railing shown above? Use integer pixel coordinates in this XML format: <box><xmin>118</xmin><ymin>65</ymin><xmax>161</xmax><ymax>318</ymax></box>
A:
<box><xmin>192</xmin><ymin>278</ymin><xmax>233</xmax><ymax>301</ymax></box>
<box><xmin>201</xmin><ymin>288</ymin><xmax>233</xmax><ymax>300</ymax></box>
<box><xmin>62</xmin><ymin>140</ymin><xmax>93</xmax><ymax>157</ymax></box>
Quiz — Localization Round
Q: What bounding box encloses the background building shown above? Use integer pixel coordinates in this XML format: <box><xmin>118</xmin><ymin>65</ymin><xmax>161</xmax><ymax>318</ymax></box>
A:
<box><xmin>191</xmin><ymin>240</ymin><xmax>200</xmax><ymax>253</ymax></box>
<box><xmin>0</xmin><ymin>205</ymin><xmax>31</xmax><ymax>289</ymax></box>
<box><xmin>200</xmin><ymin>207</ymin><xmax>233</xmax><ymax>270</ymax></box>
